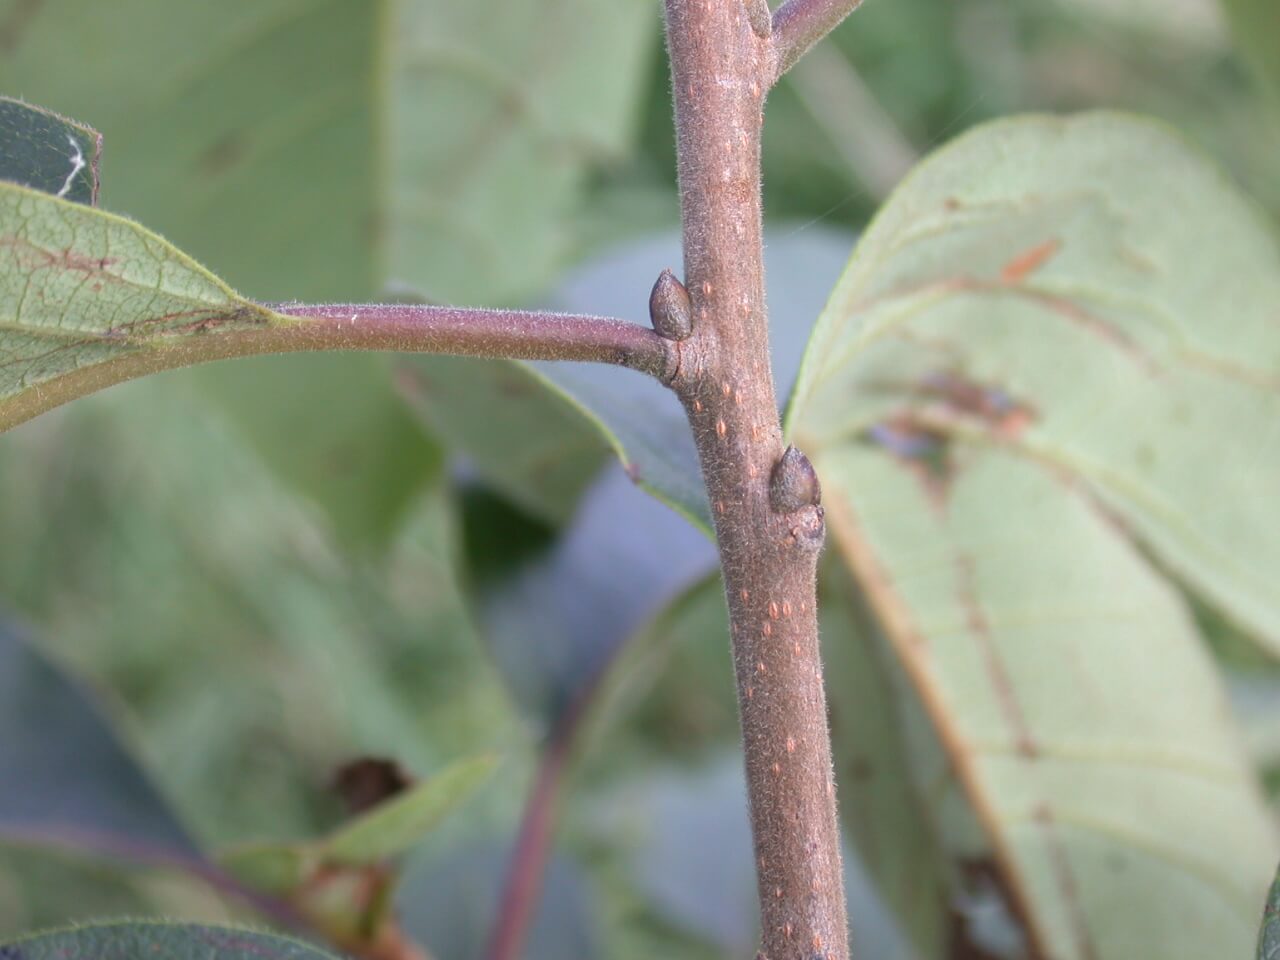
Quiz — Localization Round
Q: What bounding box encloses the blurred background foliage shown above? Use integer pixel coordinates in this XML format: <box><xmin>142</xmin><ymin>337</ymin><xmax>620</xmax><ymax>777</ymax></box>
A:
<box><xmin>1</xmin><ymin>0</ymin><xmax>1278</xmax><ymax>957</ymax></box>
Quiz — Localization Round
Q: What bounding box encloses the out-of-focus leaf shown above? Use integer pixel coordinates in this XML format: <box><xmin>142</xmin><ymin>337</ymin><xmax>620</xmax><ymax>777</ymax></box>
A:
<box><xmin>398</xmin><ymin>841</ymin><xmax>599</xmax><ymax>960</ymax></box>
<box><xmin>790</xmin><ymin>113</ymin><xmax>1280</xmax><ymax>959</ymax></box>
<box><xmin>0</xmin><ymin>1</ymin><xmax>381</xmax><ymax>301</ymax></box>
<box><xmin>0</xmin><ymin>184</ymin><xmax>287</xmax><ymax>433</ymax></box>
<box><xmin>1220</xmin><ymin>0</ymin><xmax>1280</xmax><ymax>111</ymax></box>
<box><xmin>397</xmin><ymin>358</ymin><xmax>610</xmax><ymax>527</ymax></box>
<box><xmin>461</xmin><ymin>465</ymin><xmax>716</xmax><ymax>728</ymax></box>
<box><xmin>0</xmin><ymin>0</ymin><xmax>657</xmax><ymax>554</ymax></box>
<box><xmin>0</xmin><ymin>98</ymin><xmax>100</xmax><ymax>205</ymax></box>
<box><xmin>0</xmin><ymin>620</ymin><xmax>198</xmax><ymax>862</ymax></box>
<box><xmin>325</xmin><ymin>754</ymin><xmax>496</xmax><ymax>865</ymax></box>
<box><xmin>0</xmin><ymin>923</ymin><xmax>341</xmax><ymax>960</ymax></box>
<box><xmin>191</xmin><ymin>356</ymin><xmax>442</xmax><ymax>556</ymax></box>
<box><xmin>589</xmin><ymin>752</ymin><xmax>915</xmax><ymax>960</ymax></box>
<box><xmin>390</xmin><ymin>0</ymin><xmax>657</xmax><ymax>304</ymax></box>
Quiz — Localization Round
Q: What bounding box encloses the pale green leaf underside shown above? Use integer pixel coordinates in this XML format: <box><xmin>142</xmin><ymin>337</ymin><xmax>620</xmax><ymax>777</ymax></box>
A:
<box><xmin>790</xmin><ymin>113</ymin><xmax>1280</xmax><ymax>958</ymax></box>
<box><xmin>0</xmin><ymin>182</ymin><xmax>288</xmax><ymax>432</ymax></box>
<box><xmin>790</xmin><ymin>111</ymin><xmax>1280</xmax><ymax>656</ymax></box>
<box><xmin>0</xmin><ymin>923</ymin><xmax>341</xmax><ymax>960</ymax></box>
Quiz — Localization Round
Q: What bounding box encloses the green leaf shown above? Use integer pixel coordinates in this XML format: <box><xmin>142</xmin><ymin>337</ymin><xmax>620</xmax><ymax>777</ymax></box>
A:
<box><xmin>390</xmin><ymin>0</ymin><xmax>657</xmax><ymax>304</ymax></box>
<box><xmin>1261</xmin><ymin>860</ymin><xmax>1280</xmax><ymax>960</ymax></box>
<box><xmin>789</xmin><ymin>112</ymin><xmax>1280</xmax><ymax>959</ymax></box>
<box><xmin>324</xmin><ymin>754</ymin><xmax>496</xmax><ymax>865</ymax></box>
<box><xmin>0</xmin><ymin>183</ymin><xmax>290</xmax><ymax>432</ymax></box>
<box><xmin>818</xmin><ymin>559</ymin><xmax>954</xmax><ymax>958</ymax></box>
<box><xmin>0</xmin><ymin>620</ymin><xmax>198</xmax><ymax>861</ymax></box>
<box><xmin>0</xmin><ymin>1</ymin><xmax>382</xmax><ymax>301</ymax></box>
<box><xmin>190</xmin><ymin>356</ymin><xmax>442</xmax><ymax>555</ymax></box>
<box><xmin>790</xmin><ymin>112</ymin><xmax>1280</xmax><ymax>655</ymax></box>
<box><xmin>0</xmin><ymin>98</ymin><xmax>100</xmax><ymax>205</ymax></box>
<box><xmin>0</xmin><ymin>923</ymin><xmax>342</xmax><ymax>960</ymax></box>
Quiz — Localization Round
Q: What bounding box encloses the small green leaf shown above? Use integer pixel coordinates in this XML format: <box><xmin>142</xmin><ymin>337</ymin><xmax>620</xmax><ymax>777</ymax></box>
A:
<box><xmin>0</xmin><ymin>183</ymin><xmax>290</xmax><ymax>433</ymax></box>
<box><xmin>323</xmin><ymin>754</ymin><xmax>496</xmax><ymax>865</ymax></box>
<box><xmin>0</xmin><ymin>923</ymin><xmax>342</xmax><ymax>960</ymax></box>
<box><xmin>0</xmin><ymin>98</ymin><xmax>100</xmax><ymax>205</ymax></box>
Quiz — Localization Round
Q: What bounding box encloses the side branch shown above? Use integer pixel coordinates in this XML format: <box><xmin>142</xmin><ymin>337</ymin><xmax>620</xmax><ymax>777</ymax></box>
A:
<box><xmin>770</xmin><ymin>0</ymin><xmax>867</xmax><ymax>82</ymax></box>
<box><xmin>0</xmin><ymin>304</ymin><xmax>673</xmax><ymax>434</ymax></box>
<box><xmin>270</xmin><ymin>303</ymin><xmax>673</xmax><ymax>379</ymax></box>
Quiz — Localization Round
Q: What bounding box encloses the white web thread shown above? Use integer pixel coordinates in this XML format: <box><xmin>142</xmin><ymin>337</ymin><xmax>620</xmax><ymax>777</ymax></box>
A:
<box><xmin>56</xmin><ymin>134</ymin><xmax>86</xmax><ymax>199</ymax></box>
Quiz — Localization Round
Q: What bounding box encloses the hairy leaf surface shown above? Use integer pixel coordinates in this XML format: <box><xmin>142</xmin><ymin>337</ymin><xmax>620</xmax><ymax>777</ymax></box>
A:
<box><xmin>0</xmin><ymin>184</ymin><xmax>284</xmax><ymax>432</ymax></box>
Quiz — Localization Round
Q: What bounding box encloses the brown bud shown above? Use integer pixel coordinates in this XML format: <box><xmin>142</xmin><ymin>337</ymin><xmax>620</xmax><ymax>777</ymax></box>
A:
<box><xmin>770</xmin><ymin>446</ymin><xmax>822</xmax><ymax>513</ymax></box>
<box><xmin>649</xmin><ymin>269</ymin><xmax>693</xmax><ymax>341</ymax></box>
<box><xmin>743</xmin><ymin>0</ymin><xmax>773</xmax><ymax>39</ymax></box>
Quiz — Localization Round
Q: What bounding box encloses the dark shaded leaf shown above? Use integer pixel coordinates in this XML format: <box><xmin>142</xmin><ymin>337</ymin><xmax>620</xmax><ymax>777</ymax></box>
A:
<box><xmin>1261</xmin><ymin>859</ymin><xmax>1280</xmax><ymax>960</ymax></box>
<box><xmin>0</xmin><ymin>98</ymin><xmax>100</xmax><ymax>205</ymax></box>
<box><xmin>397</xmin><ymin>841</ymin><xmax>599</xmax><ymax>960</ymax></box>
<box><xmin>590</xmin><ymin>751</ymin><xmax>915</xmax><ymax>960</ymax></box>
<box><xmin>0</xmin><ymin>923</ymin><xmax>341</xmax><ymax>960</ymax></box>
<box><xmin>0</xmin><ymin>620</ymin><xmax>198</xmax><ymax>863</ymax></box>
<box><xmin>461</xmin><ymin>465</ymin><xmax>716</xmax><ymax>728</ymax></box>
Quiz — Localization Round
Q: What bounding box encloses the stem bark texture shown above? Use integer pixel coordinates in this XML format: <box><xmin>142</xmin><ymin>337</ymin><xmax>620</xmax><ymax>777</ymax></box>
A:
<box><xmin>663</xmin><ymin>2</ymin><xmax>849</xmax><ymax>958</ymax></box>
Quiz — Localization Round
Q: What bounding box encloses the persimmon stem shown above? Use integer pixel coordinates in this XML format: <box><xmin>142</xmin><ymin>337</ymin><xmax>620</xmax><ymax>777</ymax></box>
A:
<box><xmin>269</xmin><ymin>303</ymin><xmax>674</xmax><ymax>380</ymax></box>
<box><xmin>0</xmin><ymin>303</ymin><xmax>675</xmax><ymax>434</ymax></box>
<box><xmin>663</xmin><ymin>2</ymin><xmax>849</xmax><ymax>958</ymax></box>
<box><xmin>771</xmin><ymin>0</ymin><xmax>867</xmax><ymax>83</ymax></box>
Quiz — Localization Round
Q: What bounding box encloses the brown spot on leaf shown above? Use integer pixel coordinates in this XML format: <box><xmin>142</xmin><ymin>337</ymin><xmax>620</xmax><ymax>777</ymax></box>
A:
<box><xmin>1000</xmin><ymin>238</ymin><xmax>1061</xmax><ymax>284</ymax></box>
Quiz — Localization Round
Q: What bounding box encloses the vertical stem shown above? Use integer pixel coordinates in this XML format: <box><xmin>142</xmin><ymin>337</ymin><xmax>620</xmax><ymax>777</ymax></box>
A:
<box><xmin>662</xmin><ymin>3</ymin><xmax>848</xmax><ymax>959</ymax></box>
<box><xmin>483</xmin><ymin>724</ymin><xmax>575</xmax><ymax>960</ymax></box>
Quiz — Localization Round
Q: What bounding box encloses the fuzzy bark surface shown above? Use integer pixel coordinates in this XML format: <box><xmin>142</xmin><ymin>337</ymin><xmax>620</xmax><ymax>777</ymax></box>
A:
<box><xmin>663</xmin><ymin>2</ymin><xmax>849</xmax><ymax>958</ymax></box>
